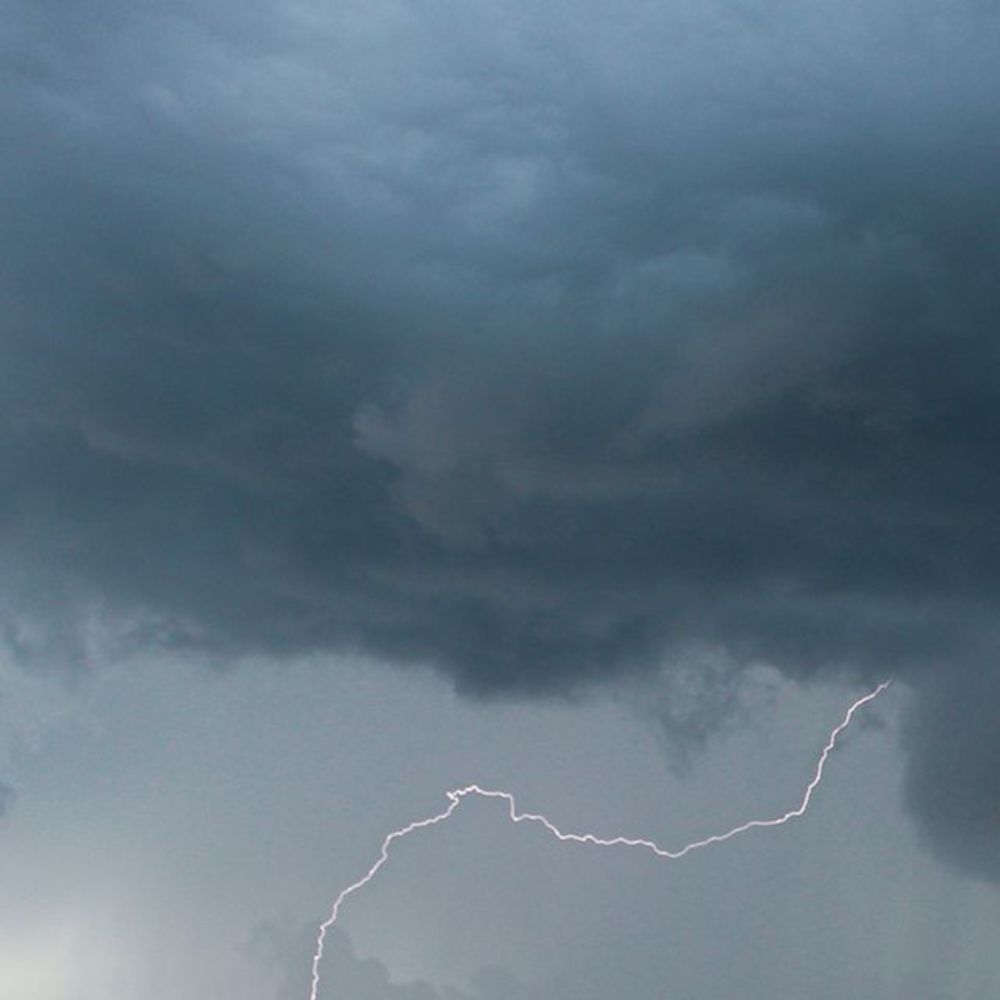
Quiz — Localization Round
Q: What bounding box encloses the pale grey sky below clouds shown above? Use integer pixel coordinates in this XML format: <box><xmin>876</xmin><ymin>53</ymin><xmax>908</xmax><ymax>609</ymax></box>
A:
<box><xmin>1</xmin><ymin>655</ymin><xmax>998</xmax><ymax>999</ymax></box>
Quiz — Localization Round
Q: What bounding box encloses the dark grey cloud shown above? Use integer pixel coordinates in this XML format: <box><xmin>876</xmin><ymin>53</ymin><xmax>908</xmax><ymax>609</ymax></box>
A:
<box><xmin>904</xmin><ymin>666</ymin><xmax>1000</xmax><ymax>883</ymax></box>
<box><xmin>3</xmin><ymin>1</ymin><xmax>1000</xmax><ymax>878</ymax></box>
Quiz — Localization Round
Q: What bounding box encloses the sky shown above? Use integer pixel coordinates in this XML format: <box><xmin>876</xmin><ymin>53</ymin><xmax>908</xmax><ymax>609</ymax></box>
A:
<box><xmin>2</xmin><ymin>1</ymin><xmax>1000</xmax><ymax>997</ymax></box>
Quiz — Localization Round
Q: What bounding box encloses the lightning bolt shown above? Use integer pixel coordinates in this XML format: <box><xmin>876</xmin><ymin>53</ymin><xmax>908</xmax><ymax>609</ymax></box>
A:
<box><xmin>309</xmin><ymin>680</ymin><xmax>891</xmax><ymax>1000</ymax></box>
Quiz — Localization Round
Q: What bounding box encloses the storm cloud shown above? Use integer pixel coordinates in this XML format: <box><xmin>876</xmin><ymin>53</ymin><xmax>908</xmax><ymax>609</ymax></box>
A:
<box><xmin>3</xmin><ymin>1</ymin><xmax>1000</xmax><ymax>880</ymax></box>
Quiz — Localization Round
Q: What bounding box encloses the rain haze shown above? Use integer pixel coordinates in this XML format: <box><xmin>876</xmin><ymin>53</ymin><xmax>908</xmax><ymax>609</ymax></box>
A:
<box><xmin>2</xmin><ymin>1</ymin><xmax>999</xmax><ymax>997</ymax></box>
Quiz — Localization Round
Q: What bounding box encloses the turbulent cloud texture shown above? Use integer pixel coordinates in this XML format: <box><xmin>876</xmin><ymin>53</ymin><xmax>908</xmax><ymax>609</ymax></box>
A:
<box><xmin>260</xmin><ymin>926</ymin><xmax>534</xmax><ymax>1000</ymax></box>
<box><xmin>3</xmin><ymin>1</ymin><xmax>1000</xmax><ymax>879</ymax></box>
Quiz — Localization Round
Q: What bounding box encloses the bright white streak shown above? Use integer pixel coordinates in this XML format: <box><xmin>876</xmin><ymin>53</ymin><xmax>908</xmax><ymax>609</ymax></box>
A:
<box><xmin>309</xmin><ymin>680</ymin><xmax>891</xmax><ymax>1000</ymax></box>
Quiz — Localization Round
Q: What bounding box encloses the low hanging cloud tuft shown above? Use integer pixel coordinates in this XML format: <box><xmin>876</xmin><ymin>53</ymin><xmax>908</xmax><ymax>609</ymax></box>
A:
<box><xmin>3</xmin><ymin>0</ymin><xmax>1000</xmax><ymax>880</ymax></box>
<box><xmin>0</xmin><ymin>783</ymin><xmax>14</xmax><ymax>820</ymax></box>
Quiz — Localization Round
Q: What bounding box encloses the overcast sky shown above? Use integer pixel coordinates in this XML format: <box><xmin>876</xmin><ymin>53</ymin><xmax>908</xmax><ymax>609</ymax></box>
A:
<box><xmin>2</xmin><ymin>1</ymin><xmax>1000</xmax><ymax>997</ymax></box>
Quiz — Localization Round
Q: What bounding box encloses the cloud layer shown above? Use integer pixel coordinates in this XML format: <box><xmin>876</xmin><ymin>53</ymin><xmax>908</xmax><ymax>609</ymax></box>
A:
<box><xmin>4</xmin><ymin>0</ymin><xmax>1000</xmax><ymax>879</ymax></box>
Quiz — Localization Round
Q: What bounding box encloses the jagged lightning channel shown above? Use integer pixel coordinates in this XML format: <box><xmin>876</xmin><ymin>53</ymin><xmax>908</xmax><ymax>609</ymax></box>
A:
<box><xmin>309</xmin><ymin>680</ymin><xmax>891</xmax><ymax>1000</ymax></box>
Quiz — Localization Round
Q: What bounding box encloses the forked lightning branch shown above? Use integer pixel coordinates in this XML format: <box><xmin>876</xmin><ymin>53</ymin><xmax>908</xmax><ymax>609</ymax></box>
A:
<box><xmin>309</xmin><ymin>681</ymin><xmax>892</xmax><ymax>1000</ymax></box>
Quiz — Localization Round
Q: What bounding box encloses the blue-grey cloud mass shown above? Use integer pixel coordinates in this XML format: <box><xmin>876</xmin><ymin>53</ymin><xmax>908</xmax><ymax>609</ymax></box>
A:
<box><xmin>3</xmin><ymin>0</ymin><xmax>1000</xmax><ymax>885</ymax></box>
